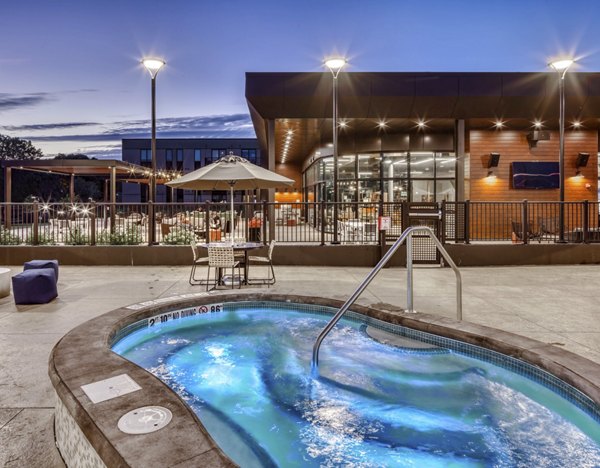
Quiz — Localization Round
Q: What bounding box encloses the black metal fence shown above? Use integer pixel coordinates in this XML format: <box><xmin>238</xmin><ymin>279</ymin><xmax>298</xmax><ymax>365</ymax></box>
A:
<box><xmin>0</xmin><ymin>200</ymin><xmax>598</xmax><ymax>246</ymax></box>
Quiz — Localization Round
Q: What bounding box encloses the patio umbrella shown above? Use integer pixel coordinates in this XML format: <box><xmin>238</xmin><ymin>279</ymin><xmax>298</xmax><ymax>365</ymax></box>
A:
<box><xmin>165</xmin><ymin>153</ymin><xmax>294</xmax><ymax>236</ymax></box>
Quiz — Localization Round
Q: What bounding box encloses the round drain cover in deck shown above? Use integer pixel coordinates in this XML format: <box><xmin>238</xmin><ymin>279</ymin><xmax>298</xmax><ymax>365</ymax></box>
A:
<box><xmin>118</xmin><ymin>406</ymin><xmax>172</xmax><ymax>434</ymax></box>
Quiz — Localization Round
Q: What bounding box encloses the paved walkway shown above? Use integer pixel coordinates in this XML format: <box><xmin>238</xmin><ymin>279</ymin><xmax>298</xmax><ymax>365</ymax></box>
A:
<box><xmin>0</xmin><ymin>265</ymin><xmax>599</xmax><ymax>466</ymax></box>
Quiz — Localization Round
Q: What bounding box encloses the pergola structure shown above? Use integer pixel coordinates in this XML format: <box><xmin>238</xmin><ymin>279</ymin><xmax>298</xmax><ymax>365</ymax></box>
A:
<box><xmin>1</xmin><ymin>159</ymin><xmax>161</xmax><ymax>229</ymax></box>
<box><xmin>1</xmin><ymin>158</ymin><xmax>165</xmax><ymax>204</ymax></box>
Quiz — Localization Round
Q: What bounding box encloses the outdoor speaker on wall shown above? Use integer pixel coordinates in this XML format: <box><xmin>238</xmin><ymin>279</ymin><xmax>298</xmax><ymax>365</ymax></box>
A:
<box><xmin>576</xmin><ymin>152</ymin><xmax>590</xmax><ymax>168</ymax></box>
<box><xmin>488</xmin><ymin>153</ymin><xmax>500</xmax><ymax>168</ymax></box>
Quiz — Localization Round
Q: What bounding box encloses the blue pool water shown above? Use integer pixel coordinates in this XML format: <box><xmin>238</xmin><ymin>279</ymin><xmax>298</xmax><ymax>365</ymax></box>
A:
<box><xmin>112</xmin><ymin>304</ymin><xmax>600</xmax><ymax>467</ymax></box>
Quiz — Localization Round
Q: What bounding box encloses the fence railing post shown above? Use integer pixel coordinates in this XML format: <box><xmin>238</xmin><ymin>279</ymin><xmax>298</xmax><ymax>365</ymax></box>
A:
<box><xmin>32</xmin><ymin>201</ymin><xmax>39</xmax><ymax>245</ymax></box>
<box><xmin>147</xmin><ymin>201</ymin><xmax>154</xmax><ymax>246</ymax></box>
<box><xmin>320</xmin><ymin>202</ymin><xmax>325</xmax><ymax>246</ymax></box>
<box><xmin>379</xmin><ymin>228</ymin><xmax>387</xmax><ymax>266</ymax></box>
<box><xmin>522</xmin><ymin>200</ymin><xmax>528</xmax><ymax>245</ymax></box>
<box><xmin>440</xmin><ymin>200</ymin><xmax>446</xmax><ymax>244</ymax></box>
<box><xmin>205</xmin><ymin>202</ymin><xmax>210</xmax><ymax>243</ymax></box>
<box><xmin>583</xmin><ymin>200</ymin><xmax>589</xmax><ymax>244</ymax></box>
<box><xmin>464</xmin><ymin>200</ymin><xmax>470</xmax><ymax>244</ymax></box>
<box><xmin>90</xmin><ymin>202</ymin><xmax>96</xmax><ymax>245</ymax></box>
<box><xmin>110</xmin><ymin>202</ymin><xmax>116</xmax><ymax>235</ymax></box>
<box><xmin>401</xmin><ymin>202</ymin><xmax>409</xmax><ymax>232</ymax></box>
<box><xmin>262</xmin><ymin>201</ymin><xmax>268</xmax><ymax>245</ymax></box>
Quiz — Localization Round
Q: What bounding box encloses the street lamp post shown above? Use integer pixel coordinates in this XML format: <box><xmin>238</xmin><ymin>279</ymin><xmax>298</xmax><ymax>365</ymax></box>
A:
<box><xmin>549</xmin><ymin>58</ymin><xmax>574</xmax><ymax>243</ymax></box>
<box><xmin>325</xmin><ymin>57</ymin><xmax>346</xmax><ymax>244</ymax></box>
<box><xmin>142</xmin><ymin>58</ymin><xmax>166</xmax><ymax>245</ymax></box>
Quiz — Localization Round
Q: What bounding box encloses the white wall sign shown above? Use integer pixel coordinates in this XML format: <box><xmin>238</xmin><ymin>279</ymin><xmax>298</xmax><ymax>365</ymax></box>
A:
<box><xmin>378</xmin><ymin>216</ymin><xmax>391</xmax><ymax>231</ymax></box>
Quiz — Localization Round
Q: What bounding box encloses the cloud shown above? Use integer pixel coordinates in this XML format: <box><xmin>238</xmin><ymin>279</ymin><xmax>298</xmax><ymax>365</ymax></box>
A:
<box><xmin>78</xmin><ymin>144</ymin><xmax>122</xmax><ymax>160</ymax></box>
<box><xmin>1</xmin><ymin>122</ymin><xmax>99</xmax><ymax>131</ymax></box>
<box><xmin>0</xmin><ymin>92</ymin><xmax>49</xmax><ymax>111</ymax></box>
<box><xmin>19</xmin><ymin>113</ymin><xmax>256</xmax><ymax>142</ymax></box>
<box><xmin>0</xmin><ymin>89</ymin><xmax>97</xmax><ymax>113</ymax></box>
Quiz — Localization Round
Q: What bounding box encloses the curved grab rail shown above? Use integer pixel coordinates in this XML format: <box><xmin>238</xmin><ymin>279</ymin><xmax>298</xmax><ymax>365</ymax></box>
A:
<box><xmin>311</xmin><ymin>226</ymin><xmax>462</xmax><ymax>375</ymax></box>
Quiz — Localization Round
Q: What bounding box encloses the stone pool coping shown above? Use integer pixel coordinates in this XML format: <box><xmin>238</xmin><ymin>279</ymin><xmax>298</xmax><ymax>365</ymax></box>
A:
<box><xmin>49</xmin><ymin>291</ymin><xmax>600</xmax><ymax>467</ymax></box>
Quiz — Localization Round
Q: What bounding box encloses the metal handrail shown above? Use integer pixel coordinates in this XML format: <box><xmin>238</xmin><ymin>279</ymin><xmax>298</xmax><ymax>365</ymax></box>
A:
<box><xmin>311</xmin><ymin>226</ymin><xmax>462</xmax><ymax>375</ymax></box>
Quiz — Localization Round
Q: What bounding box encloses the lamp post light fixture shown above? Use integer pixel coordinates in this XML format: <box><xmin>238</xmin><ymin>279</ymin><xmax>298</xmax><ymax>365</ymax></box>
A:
<box><xmin>548</xmin><ymin>57</ymin><xmax>574</xmax><ymax>243</ymax></box>
<box><xmin>142</xmin><ymin>57</ymin><xmax>165</xmax><ymax>245</ymax></box>
<box><xmin>325</xmin><ymin>57</ymin><xmax>346</xmax><ymax>244</ymax></box>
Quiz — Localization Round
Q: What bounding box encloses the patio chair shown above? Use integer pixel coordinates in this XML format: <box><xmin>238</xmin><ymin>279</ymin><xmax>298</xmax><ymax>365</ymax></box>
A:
<box><xmin>248</xmin><ymin>240</ymin><xmax>276</xmax><ymax>287</ymax></box>
<box><xmin>189</xmin><ymin>239</ymin><xmax>209</xmax><ymax>286</ymax></box>
<box><xmin>206</xmin><ymin>245</ymin><xmax>242</xmax><ymax>291</ymax></box>
<box><xmin>538</xmin><ymin>216</ymin><xmax>559</xmax><ymax>241</ymax></box>
<box><xmin>511</xmin><ymin>220</ymin><xmax>541</xmax><ymax>243</ymax></box>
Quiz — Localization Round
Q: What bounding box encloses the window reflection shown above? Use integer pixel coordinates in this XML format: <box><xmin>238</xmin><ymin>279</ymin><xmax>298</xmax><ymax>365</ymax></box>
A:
<box><xmin>338</xmin><ymin>155</ymin><xmax>355</xmax><ymax>179</ymax></box>
<box><xmin>304</xmin><ymin>151</ymin><xmax>455</xmax><ymax>203</ymax></box>
<box><xmin>382</xmin><ymin>180</ymin><xmax>408</xmax><ymax>202</ymax></box>
<box><xmin>412</xmin><ymin>180</ymin><xmax>435</xmax><ymax>202</ymax></box>
<box><xmin>410</xmin><ymin>152</ymin><xmax>435</xmax><ymax>178</ymax></box>
<box><xmin>358</xmin><ymin>154</ymin><xmax>380</xmax><ymax>179</ymax></box>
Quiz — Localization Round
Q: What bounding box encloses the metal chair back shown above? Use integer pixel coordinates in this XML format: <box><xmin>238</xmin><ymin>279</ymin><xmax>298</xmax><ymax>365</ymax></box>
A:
<box><xmin>208</xmin><ymin>245</ymin><xmax>235</xmax><ymax>268</ymax></box>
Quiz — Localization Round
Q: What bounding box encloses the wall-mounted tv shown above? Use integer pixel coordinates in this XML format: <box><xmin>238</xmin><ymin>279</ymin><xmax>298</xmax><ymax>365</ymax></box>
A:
<box><xmin>512</xmin><ymin>161</ymin><xmax>559</xmax><ymax>189</ymax></box>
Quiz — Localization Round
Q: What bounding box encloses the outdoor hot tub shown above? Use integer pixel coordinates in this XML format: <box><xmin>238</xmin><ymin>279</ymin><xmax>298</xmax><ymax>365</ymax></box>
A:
<box><xmin>49</xmin><ymin>293</ymin><xmax>600</xmax><ymax>467</ymax></box>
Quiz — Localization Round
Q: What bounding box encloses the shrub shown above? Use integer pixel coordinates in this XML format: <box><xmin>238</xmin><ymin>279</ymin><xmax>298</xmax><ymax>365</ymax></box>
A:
<box><xmin>97</xmin><ymin>226</ymin><xmax>143</xmax><ymax>245</ymax></box>
<box><xmin>0</xmin><ymin>228</ymin><xmax>21</xmax><ymax>245</ymax></box>
<box><xmin>26</xmin><ymin>232</ymin><xmax>57</xmax><ymax>245</ymax></box>
<box><xmin>64</xmin><ymin>227</ymin><xmax>89</xmax><ymax>245</ymax></box>
<box><xmin>163</xmin><ymin>228</ymin><xmax>195</xmax><ymax>245</ymax></box>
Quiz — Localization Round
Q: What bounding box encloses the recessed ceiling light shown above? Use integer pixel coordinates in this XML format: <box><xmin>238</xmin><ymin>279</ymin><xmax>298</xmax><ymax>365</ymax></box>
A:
<box><xmin>572</xmin><ymin>120</ymin><xmax>582</xmax><ymax>128</ymax></box>
<box><xmin>377</xmin><ymin>120</ymin><xmax>387</xmax><ymax>129</ymax></box>
<box><xmin>494</xmin><ymin>120</ymin><xmax>504</xmax><ymax>129</ymax></box>
<box><xmin>533</xmin><ymin>120</ymin><xmax>543</xmax><ymax>128</ymax></box>
<box><xmin>417</xmin><ymin>120</ymin><xmax>426</xmax><ymax>128</ymax></box>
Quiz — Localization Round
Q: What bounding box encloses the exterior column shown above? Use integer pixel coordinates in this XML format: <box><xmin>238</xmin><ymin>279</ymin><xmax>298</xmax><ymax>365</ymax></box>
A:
<box><xmin>455</xmin><ymin>119</ymin><xmax>466</xmax><ymax>201</ymax></box>
<box><xmin>267</xmin><ymin>119</ymin><xmax>276</xmax><ymax>242</ymax></box>
<box><xmin>4</xmin><ymin>166</ymin><xmax>11</xmax><ymax>228</ymax></box>
<box><xmin>110</xmin><ymin>166</ymin><xmax>116</xmax><ymax>233</ymax></box>
<box><xmin>70</xmin><ymin>173</ymin><xmax>75</xmax><ymax>202</ymax></box>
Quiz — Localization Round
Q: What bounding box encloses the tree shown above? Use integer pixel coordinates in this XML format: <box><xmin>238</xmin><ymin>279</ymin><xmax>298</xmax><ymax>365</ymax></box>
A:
<box><xmin>0</xmin><ymin>134</ymin><xmax>43</xmax><ymax>160</ymax></box>
<box><xmin>55</xmin><ymin>153</ymin><xmax>97</xmax><ymax>160</ymax></box>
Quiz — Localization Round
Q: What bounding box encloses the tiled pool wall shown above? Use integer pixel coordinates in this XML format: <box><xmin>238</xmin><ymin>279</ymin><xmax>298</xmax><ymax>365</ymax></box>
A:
<box><xmin>55</xmin><ymin>394</ymin><xmax>107</xmax><ymax>468</ymax></box>
<box><xmin>112</xmin><ymin>299</ymin><xmax>600</xmax><ymax>425</ymax></box>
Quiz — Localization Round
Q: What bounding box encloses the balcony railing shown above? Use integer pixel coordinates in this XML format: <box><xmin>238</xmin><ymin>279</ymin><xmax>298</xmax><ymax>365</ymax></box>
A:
<box><xmin>0</xmin><ymin>200</ymin><xmax>598</xmax><ymax>246</ymax></box>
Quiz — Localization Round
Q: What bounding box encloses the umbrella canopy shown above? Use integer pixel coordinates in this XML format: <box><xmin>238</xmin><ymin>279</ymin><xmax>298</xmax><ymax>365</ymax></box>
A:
<box><xmin>166</xmin><ymin>154</ymin><xmax>294</xmax><ymax>240</ymax></box>
<box><xmin>165</xmin><ymin>154</ymin><xmax>294</xmax><ymax>191</ymax></box>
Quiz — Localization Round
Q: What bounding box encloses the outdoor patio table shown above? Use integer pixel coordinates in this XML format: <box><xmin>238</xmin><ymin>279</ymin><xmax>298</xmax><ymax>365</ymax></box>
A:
<box><xmin>199</xmin><ymin>242</ymin><xmax>263</xmax><ymax>285</ymax></box>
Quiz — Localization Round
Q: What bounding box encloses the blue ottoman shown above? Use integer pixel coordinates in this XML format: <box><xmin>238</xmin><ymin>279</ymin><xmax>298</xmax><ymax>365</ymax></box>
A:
<box><xmin>12</xmin><ymin>268</ymin><xmax>58</xmax><ymax>305</ymax></box>
<box><xmin>24</xmin><ymin>259</ymin><xmax>59</xmax><ymax>281</ymax></box>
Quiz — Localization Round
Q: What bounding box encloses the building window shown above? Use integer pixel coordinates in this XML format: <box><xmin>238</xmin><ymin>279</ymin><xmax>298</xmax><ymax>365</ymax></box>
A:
<box><xmin>303</xmin><ymin>151</ymin><xmax>455</xmax><ymax>204</ymax></box>
<box><xmin>165</xmin><ymin>149</ymin><xmax>173</xmax><ymax>170</ymax></box>
<box><xmin>211</xmin><ymin>149</ymin><xmax>227</xmax><ymax>163</ymax></box>
<box><xmin>140</xmin><ymin>149</ymin><xmax>152</xmax><ymax>167</ymax></box>
<box><xmin>176</xmin><ymin>149</ymin><xmax>184</xmax><ymax>171</ymax></box>
<box><xmin>194</xmin><ymin>149</ymin><xmax>202</xmax><ymax>169</ymax></box>
<box><xmin>241</xmin><ymin>148</ymin><xmax>257</xmax><ymax>163</ymax></box>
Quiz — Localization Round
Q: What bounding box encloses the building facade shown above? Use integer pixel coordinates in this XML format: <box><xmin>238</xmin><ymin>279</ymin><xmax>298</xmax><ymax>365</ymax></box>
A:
<box><xmin>121</xmin><ymin>138</ymin><xmax>261</xmax><ymax>203</ymax></box>
<box><xmin>245</xmin><ymin>72</ymin><xmax>600</xmax><ymax>205</ymax></box>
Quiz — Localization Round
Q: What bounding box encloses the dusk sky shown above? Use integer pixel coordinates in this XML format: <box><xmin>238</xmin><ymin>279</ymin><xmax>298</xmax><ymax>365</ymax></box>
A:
<box><xmin>1</xmin><ymin>0</ymin><xmax>599</xmax><ymax>159</ymax></box>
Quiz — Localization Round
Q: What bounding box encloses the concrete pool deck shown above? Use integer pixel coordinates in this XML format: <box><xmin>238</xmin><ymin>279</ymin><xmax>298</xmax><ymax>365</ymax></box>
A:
<box><xmin>1</xmin><ymin>264</ymin><xmax>599</xmax><ymax>466</ymax></box>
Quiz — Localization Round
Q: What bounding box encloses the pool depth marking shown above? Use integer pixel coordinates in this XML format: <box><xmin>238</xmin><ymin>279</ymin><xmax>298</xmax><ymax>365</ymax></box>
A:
<box><xmin>147</xmin><ymin>303</ymin><xmax>224</xmax><ymax>327</ymax></box>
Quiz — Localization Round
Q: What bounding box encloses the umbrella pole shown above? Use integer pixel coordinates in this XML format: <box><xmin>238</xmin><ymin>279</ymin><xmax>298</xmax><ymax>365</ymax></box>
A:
<box><xmin>230</xmin><ymin>183</ymin><xmax>234</xmax><ymax>241</ymax></box>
